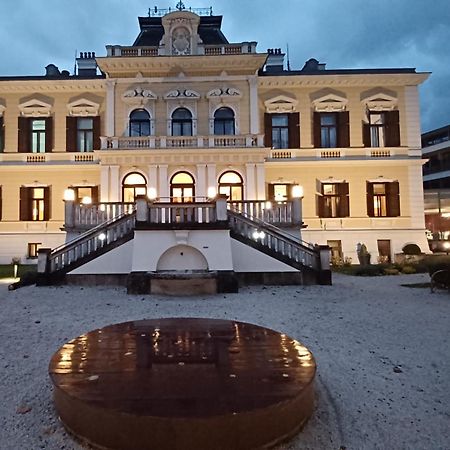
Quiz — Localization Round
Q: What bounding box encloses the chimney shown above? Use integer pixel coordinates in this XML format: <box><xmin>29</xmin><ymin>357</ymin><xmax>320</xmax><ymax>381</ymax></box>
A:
<box><xmin>265</xmin><ymin>48</ymin><xmax>285</xmax><ymax>73</ymax></box>
<box><xmin>76</xmin><ymin>52</ymin><xmax>98</xmax><ymax>76</ymax></box>
<box><xmin>301</xmin><ymin>58</ymin><xmax>326</xmax><ymax>72</ymax></box>
<box><xmin>45</xmin><ymin>64</ymin><xmax>60</xmax><ymax>77</ymax></box>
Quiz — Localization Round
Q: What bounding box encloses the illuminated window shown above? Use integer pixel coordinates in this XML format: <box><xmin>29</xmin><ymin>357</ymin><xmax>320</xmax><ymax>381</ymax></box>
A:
<box><xmin>367</xmin><ymin>181</ymin><xmax>400</xmax><ymax>217</ymax></box>
<box><xmin>20</xmin><ymin>187</ymin><xmax>50</xmax><ymax>221</ymax></box>
<box><xmin>170</xmin><ymin>172</ymin><xmax>195</xmax><ymax>202</ymax></box>
<box><xmin>122</xmin><ymin>173</ymin><xmax>147</xmax><ymax>203</ymax></box>
<box><xmin>27</xmin><ymin>242</ymin><xmax>41</xmax><ymax>259</ymax></box>
<box><xmin>218</xmin><ymin>171</ymin><xmax>243</xmax><ymax>201</ymax></box>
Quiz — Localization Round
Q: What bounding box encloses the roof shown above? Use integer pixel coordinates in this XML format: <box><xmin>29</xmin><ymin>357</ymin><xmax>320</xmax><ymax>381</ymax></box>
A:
<box><xmin>260</xmin><ymin>67</ymin><xmax>419</xmax><ymax>76</ymax></box>
<box><xmin>133</xmin><ymin>15</ymin><xmax>228</xmax><ymax>46</ymax></box>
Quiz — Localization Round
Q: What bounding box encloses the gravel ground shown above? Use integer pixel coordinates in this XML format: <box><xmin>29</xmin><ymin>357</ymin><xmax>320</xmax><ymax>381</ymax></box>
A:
<box><xmin>0</xmin><ymin>273</ymin><xmax>449</xmax><ymax>450</ymax></box>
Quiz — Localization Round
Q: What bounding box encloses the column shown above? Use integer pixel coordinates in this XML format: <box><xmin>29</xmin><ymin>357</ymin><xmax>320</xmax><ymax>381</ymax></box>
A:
<box><xmin>106</xmin><ymin>79</ymin><xmax>116</xmax><ymax>137</ymax></box>
<box><xmin>348</xmin><ymin>91</ymin><xmax>363</xmax><ymax>147</ymax></box>
<box><xmin>249</xmin><ymin>76</ymin><xmax>259</xmax><ymax>134</ymax></box>
<box><xmin>245</xmin><ymin>163</ymin><xmax>256</xmax><ymax>200</ymax></box>
<box><xmin>158</xmin><ymin>165</ymin><xmax>169</xmax><ymax>199</ymax></box>
<box><xmin>197</xmin><ymin>164</ymin><xmax>207</xmax><ymax>199</ymax></box>
<box><xmin>207</xmin><ymin>164</ymin><xmax>217</xmax><ymax>191</ymax></box>
<box><xmin>100</xmin><ymin>166</ymin><xmax>110</xmax><ymax>202</ymax></box>
<box><xmin>404</xmin><ymin>86</ymin><xmax>421</xmax><ymax>149</ymax></box>
<box><xmin>255</xmin><ymin>163</ymin><xmax>266</xmax><ymax>200</ymax></box>
<box><xmin>109</xmin><ymin>165</ymin><xmax>120</xmax><ymax>201</ymax></box>
<box><xmin>148</xmin><ymin>165</ymin><xmax>158</xmax><ymax>194</ymax></box>
<box><xmin>298</xmin><ymin>92</ymin><xmax>313</xmax><ymax>148</ymax></box>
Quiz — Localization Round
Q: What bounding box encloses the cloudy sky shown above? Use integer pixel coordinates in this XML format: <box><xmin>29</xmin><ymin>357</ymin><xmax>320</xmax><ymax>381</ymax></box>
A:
<box><xmin>0</xmin><ymin>0</ymin><xmax>448</xmax><ymax>132</ymax></box>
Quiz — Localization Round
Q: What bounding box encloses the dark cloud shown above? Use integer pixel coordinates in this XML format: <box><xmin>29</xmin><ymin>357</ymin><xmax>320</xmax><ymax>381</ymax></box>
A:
<box><xmin>1</xmin><ymin>0</ymin><xmax>448</xmax><ymax>131</ymax></box>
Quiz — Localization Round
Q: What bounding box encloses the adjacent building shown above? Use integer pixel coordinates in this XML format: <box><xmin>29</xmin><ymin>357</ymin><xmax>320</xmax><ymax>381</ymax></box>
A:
<box><xmin>0</xmin><ymin>6</ymin><xmax>430</xmax><ymax>268</ymax></box>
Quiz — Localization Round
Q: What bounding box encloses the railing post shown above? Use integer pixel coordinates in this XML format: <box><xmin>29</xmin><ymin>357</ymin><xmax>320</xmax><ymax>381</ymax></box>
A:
<box><xmin>100</xmin><ymin>136</ymin><xmax>107</xmax><ymax>149</ymax></box>
<box><xmin>136</xmin><ymin>195</ymin><xmax>148</xmax><ymax>223</ymax></box>
<box><xmin>64</xmin><ymin>200</ymin><xmax>75</xmax><ymax>229</ymax></box>
<box><xmin>215</xmin><ymin>194</ymin><xmax>228</xmax><ymax>222</ymax></box>
<box><xmin>37</xmin><ymin>248</ymin><xmax>52</xmax><ymax>274</ymax></box>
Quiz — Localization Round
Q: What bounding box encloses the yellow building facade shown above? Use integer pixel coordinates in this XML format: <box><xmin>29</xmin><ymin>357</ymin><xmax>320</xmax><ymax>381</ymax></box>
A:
<box><xmin>0</xmin><ymin>8</ymin><xmax>429</xmax><ymax>265</ymax></box>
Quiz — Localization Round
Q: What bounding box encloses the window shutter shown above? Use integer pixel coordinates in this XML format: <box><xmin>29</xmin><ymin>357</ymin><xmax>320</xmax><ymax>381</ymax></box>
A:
<box><xmin>45</xmin><ymin>117</ymin><xmax>53</xmax><ymax>153</ymax></box>
<box><xmin>318</xmin><ymin>194</ymin><xmax>325</xmax><ymax>218</ymax></box>
<box><xmin>19</xmin><ymin>187</ymin><xmax>30</xmax><ymax>220</ymax></box>
<box><xmin>93</xmin><ymin>116</ymin><xmax>101</xmax><ymax>150</ymax></box>
<box><xmin>0</xmin><ymin>117</ymin><xmax>4</xmax><ymax>152</ymax></box>
<box><xmin>66</xmin><ymin>117</ymin><xmax>77</xmax><ymax>152</ymax></box>
<box><xmin>43</xmin><ymin>186</ymin><xmax>51</xmax><ymax>221</ymax></box>
<box><xmin>267</xmin><ymin>183</ymin><xmax>275</xmax><ymax>201</ymax></box>
<box><xmin>366</xmin><ymin>182</ymin><xmax>374</xmax><ymax>217</ymax></box>
<box><xmin>339</xmin><ymin>182</ymin><xmax>350</xmax><ymax>217</ymax></box>
<box><xmin>288</xmin><ymin>112</ymin><xmax>300</xmax><ymax>149</ymax></box>
<box><xmin>91</xmin><ymin>186</ymin><xmax>99</xmax><ymax>204</ymax></box>
<box><xmin>18</xmin><ymin>117</ymin><xmax>30</xmax><ymax>153</ymax></box>
<box><xmin>385</xmin><ymin>111</ymin><xmax>400</xmax><ymax>147</ymax></box>
<box><xmin>387</xmin><ymin>181</ymin><xmax>400</xmax><ymax>217</ymax></box>
<box><xmin>287</xmin><ymin>183</ymin><xmax>294</xmax><ymax>200</ymax></box>
<box><xmin>338</xmin><ymin>111</ymin><xmax>350</xmax><ymax>148</ymax></box>
<box><xmin>363</xmin><ymin>122</ymin><xmax>371</xmax><ymax>147</ymax></box>
<box><xmin>264</xmin><ymin>113</ymin><xmax>273</xmax><ymax>147</ymax></box>
<box><xmin>313</xmin><ymin>112</ymin><xmax>321</xmax><ymax>148</ymax></box>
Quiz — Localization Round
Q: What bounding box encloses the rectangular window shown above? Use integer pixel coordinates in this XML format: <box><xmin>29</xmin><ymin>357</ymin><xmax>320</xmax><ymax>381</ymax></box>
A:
<box><xmin>271</xmin><ymin>115</ymin><xmax>289</xmax><ymax>149</ymax></box>
<box><xmin>369</xmin><ymin>113</ymin><xmax>385</xmax><ymax>147</ymax></box>
<box><xmin>327</xmin><ymin>240</ymin><xmax>343</xmax><ymax>260</ymax></box>
<box><xmin>27</xmin><ymin>242</ymin><xmax>41</xmax><ymax>259</ymax></box>
<box><xmin>20</xmin><ymin>186</ymin><xmax>50</xmax><ymax>221</ymax></box>
<box><xmin>264</xmin><ymin>113</ymin><xmax>300</xmax><ymax>149</ymax></box>
<box><xmin>377</xmin><ymin>240</ymin><xmax>391</xmax><ymax>263</ymax></box>
<box><xmin>319</xmin><ymin>182</ymin><xmax>349</xmax><ymax>218</ymax></box>
<box><xmin>367</xmin><ymin>181</ymin><xmax>400</xmax><ymax>217</ymax></box>
<box><xmin>31</xmin><ymin>120</ymin><xmax>46</xmax><ymax>153</ymax></box>
<box><xmin>77</xmin><ymin>118</ymin><xmax>94</xmax><ymax>152</ymax></box>
<box><xmin>268</xmin><ymin>183</ymin><xmax>293</xmax><ymax>202</ymax></box>
<box><xmin>320</xmin><ymin>114</ymin><xmax>337</xmax><ymax>148</ymax></box>
<box><xmin>71</xmin><ymin>186</ymin><xmax>99</xmax><ymax>205</ymax></box>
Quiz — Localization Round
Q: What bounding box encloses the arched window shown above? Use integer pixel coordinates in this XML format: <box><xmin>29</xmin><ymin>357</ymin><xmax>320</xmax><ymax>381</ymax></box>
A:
<box><xmin>122</xmin><ymin>172</ymin><xmax>147</xmax><ymax>202</ymax></box>
<box><xmin>214</xmin><ymin>107</ymin><xmax>235</xmax><ymax>135</ymax></box>
<box><xmin>172</xmin><ymin>108</ymin><xmax>192</xmax><ymax>136</ymax></box>
<box><xmin>129</xmin><ymin>109</ymin><xmax>151</xmax><ymax>137</ymax></box>
<box><xmin>170</xmin><ymin>171</ymin><xmax>195</xmax><ymax>202</ymax></box>
<box><xmin>218</xmin><ymin>171</ymin><xmax>243</xmax><ymax>201</ymax></box>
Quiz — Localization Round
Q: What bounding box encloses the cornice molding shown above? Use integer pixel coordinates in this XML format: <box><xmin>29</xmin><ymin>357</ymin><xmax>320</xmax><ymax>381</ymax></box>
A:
<box><xmin>264</xmin><ymin>94</ymin><xmax>298</xmax><ymax>113</ymax></box>
<box><xmin>0</xmin><ymin>80</ymin><xmax>106</xmax><ymax>94</ymax></box>
<box><xmin>18</xmin><ymin>98</ymin><xmax>52</xmax><ymax>117</ymax></box>
<box><xmin>67</xmin><ymin>98</ymin><xmax>100</xmax><ymax>116</ymax></box>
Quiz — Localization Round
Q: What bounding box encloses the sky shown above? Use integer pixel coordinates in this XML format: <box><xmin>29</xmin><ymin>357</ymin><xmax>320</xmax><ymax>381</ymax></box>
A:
<box><xmin>0</xmin><ymin>0</ymin><xmax>449</xmax><ymax>132</ymax></box>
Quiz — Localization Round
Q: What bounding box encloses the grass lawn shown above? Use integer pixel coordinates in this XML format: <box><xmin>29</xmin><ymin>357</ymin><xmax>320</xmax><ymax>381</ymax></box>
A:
<box><xmin>0</xmin><ymin>264</ymin><xmax>37</xmax><ymax>279</ymax></box>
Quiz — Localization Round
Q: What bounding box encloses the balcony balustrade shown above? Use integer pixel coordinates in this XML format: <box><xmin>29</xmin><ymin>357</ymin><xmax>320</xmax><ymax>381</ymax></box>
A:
<box><xmin>100</xmin><ymin>134</ymin><xmax>264</xmax><ymax>150</ymax></box>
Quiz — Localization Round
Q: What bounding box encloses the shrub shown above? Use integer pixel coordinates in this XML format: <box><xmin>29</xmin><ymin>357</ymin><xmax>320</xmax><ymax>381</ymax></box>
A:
<box><xmin>353</xmin><ymin>265</ymin><xmax>383</xmax><ymax>276</ymax></box>
<box><xmin>402</xmin><ymin>243</ymin><xmax>421</xmax><ymax>255</ymax></box>
<box><xmin>401</xmin><ymin>265</ymin><xmax>416</xmax><ymax>274</ymax></box>
<box><xmin>384</xmin><ymin>268</ymin><xmax>399</xmax><ymax>275</ymax></box>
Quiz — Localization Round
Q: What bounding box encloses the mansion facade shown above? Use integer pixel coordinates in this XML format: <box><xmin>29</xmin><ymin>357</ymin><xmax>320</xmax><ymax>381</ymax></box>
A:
<box><xmin>0</xmin><ymin>7</ymin><xmax>429</xmax><ymax>267</ymax></box>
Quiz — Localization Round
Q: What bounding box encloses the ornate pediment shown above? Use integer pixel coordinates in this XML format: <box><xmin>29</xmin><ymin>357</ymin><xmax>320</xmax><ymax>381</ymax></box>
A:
<box><xmin>312</xmin><ymin>93</ymin><xmax>348</xmax><ymax>112</ymax></box>
<box><xmin>264</xmin><ymin>95</ymin><xmax>298</xmax><ymax>113</ymax></box>
<box><xmin>18</xmin><ymin>99</ymin><xmax>52</xmax><ymax>117</ymax></box>
<box><xmin>361</xmin><ymin>91</ymin><xmax>398</xmax><ymax>111</ymax></box>
<box><xmin>122</xmin><ymin>87</ymin><xmax>157</xmax><ymax>106</ymax></box>
<box><xmin>164</xmin><ymin>89</ymin><xmax>200</xmax><ymax>100</ymax></box>
<box><xmin>67</xmin><ymin>98</ymin><xmax>100</xmax><ymax>116</ymax></box>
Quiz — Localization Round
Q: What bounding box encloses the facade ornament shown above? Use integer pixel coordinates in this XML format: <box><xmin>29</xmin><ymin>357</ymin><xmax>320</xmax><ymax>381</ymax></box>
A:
<box><xmin>361</xmin><ymin>92</ymin><xmax>398</xmax><ymax>112</ymax></box>
<box><xmin>264</xmin><ymin>95</ymin><xmax>298</xmax><ymax>113</ymax></box>
<box><xmin>171</xmin><ymin>26</ymin><xmax>191</xmax><ymax>55</ymax></box>
<box><xmin>164</xmin><ymin>89</ymin><xmax>200</xmax><ymax>99</ymax></box>
<box><xmin>18</xmin><ymin>99</ymin><xmax>52</xmax><ymax>117</ymax></box>
<box><xmin>0</xmin><ymin>104</ymin><xmax>5</xmax><ymax>117</ymax></box>
<box><xmin>207</xmin><ymin>87</ymin><xmax>242</xmax><ymax>98</ymax></box>
<box><xmin>122</xmin><ymin>87</ymin><xmax>157</xmax><ymax>106</ymax></box>
<box><xmin>67</xmin><ymin>98</ymin><xmax>100</xmax><ymax>116</ymax></box>
<box><xmin>312</xmin><ymin>93</ymin><xmax>348</xmax><ymax>112</ymax></box>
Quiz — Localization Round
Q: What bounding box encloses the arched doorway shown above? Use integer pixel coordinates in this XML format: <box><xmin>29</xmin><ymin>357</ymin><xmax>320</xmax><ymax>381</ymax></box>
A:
<box><xmin>157</xmin><ymin>245</ymin><xmax>208</xmax><ymax>271</ymax></box>
<box><xmin>129</xmin><ymin>109</ymin><xmax>151</xmax><ymax>136</ymax></box>
<box><xmin>170</xmin><ymin>171</ymin><xmax>195</xmax><ymax>202</ymax></box>
<box><xmin>218</xmin><ymin>171</ymin><xmax>243</xmax><ymax>201</ymax></box>
<box><xmin>122</xmin><ymin>172</ymin><xmax>147</xmax><ymax>202</ymax></box>
<box><xmin>171</xmin><ymin>108</ymin><xmax>193</xmax><ymax>136</ymax></box>
<box><xmin>214</xmin><ymin>107</ymin><xmax>235</xmax><ymax>135</ymax></box>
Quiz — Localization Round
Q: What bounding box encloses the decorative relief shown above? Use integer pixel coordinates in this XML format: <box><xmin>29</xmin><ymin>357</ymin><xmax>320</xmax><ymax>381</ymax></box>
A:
<box><xmin>122</xmin><ymin>87</ymin><xmax>157</xmax><ymax>106</ymax></box>
<box><xmin>361</xmin><ymin>92</ymin><xmax>398</xmax><ymax>112</ymax></box>
<box><xmin>67</xmin><ymin>98</ymin><xmax>100</xmax><ymax>116</ymax></box>
<box><xmin>18</xmin><ymin>99</ymin><xmax>52</xmax><ymax>117</ymax></box>
<box><xmin>164</xmin><ymin>89</ymin><xmax>200</xmax><ymax>100</ymax></box>
<box><xmin>207</xmin><ymin>87</ymin><xmax>242</xmax><ymax>99</ymax></box>
<box><xmin>312</xmin><ymin>93</ymin><xmax>348</xmax><ymax>112</ymax></box>
<box><xmin>264</xmin><ymin>95</ymin><xmax>298</xmax><ymax>113</ymax></box>
<box><xmin>171</xmin><ymin>26</ymin><xmax>191</xmax><ymax>55</ymax></box>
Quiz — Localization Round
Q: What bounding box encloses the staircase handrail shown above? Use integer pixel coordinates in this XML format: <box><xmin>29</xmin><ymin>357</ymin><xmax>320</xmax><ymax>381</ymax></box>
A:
<box><xmin>228</xmin><ymin>206</ymin><xmax>314</xmax><ymax>250</ymax></box>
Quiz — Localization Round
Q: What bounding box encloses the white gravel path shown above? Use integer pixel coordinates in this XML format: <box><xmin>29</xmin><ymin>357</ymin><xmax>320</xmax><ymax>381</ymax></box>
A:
<box><xmin>0</xmin><ymin>273</ymin><xmax>449</xmax><ymax>450</ymax></box>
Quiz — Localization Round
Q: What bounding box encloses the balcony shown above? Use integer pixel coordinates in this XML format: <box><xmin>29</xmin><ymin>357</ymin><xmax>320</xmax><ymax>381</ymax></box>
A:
<box><xmin>269</xmin><ymin>147</ymin><xmax>412</xmax><ymax>160</ymax></box>
<box><xmin>100</xmin><ymin>135</ymin><xmax>264</xmax><ymax>150</ymax></box>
